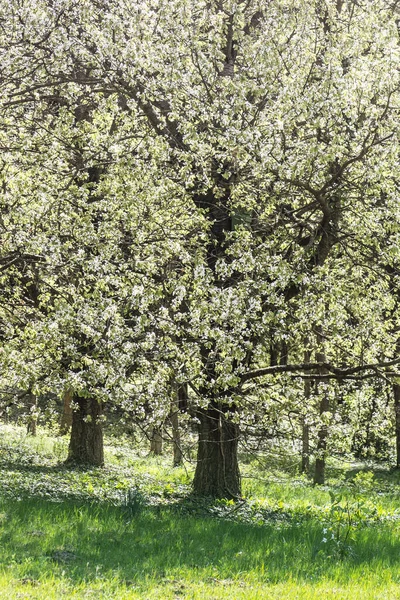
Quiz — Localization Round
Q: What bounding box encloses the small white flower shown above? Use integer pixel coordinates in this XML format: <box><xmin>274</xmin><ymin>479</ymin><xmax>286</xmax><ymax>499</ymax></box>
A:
<box><xmin>323</xmin><ymin>528</ymin><xmax>327</xmax><ymax>534</ymax></box>
<box><xmin>322</xmin><ymin>537</ymin><xmax>327</xmax><ymax>543</ymax></box>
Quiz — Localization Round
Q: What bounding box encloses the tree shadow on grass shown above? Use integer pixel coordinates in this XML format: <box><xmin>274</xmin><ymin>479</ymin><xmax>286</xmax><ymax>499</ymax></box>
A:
<box><xmin>0</xmin><ymin>461</ymin><xmax>120</xmax><ymax>504</ymax></box>
<box><xmin>1</xmin><ymin>496</ymin><xmax>400</xmax><ymax>588</ymax></box>
<box><xmin>0</xmin><ymin>460</ymin><xmax>99</xmax><ymax>473</ymax></box>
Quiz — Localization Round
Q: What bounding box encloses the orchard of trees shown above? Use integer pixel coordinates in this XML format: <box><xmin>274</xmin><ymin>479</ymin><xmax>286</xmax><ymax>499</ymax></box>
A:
<box><xmin>2</xmin><ymin>0</ymin><xmax>400</xmax><ymax>498</ymax></box>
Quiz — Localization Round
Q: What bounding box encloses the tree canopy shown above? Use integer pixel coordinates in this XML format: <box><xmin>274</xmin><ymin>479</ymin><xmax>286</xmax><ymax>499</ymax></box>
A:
<box><xmin>1</xmin><ymin>0</ymin><xmax>400</xmax><ymax>496</ymax></box>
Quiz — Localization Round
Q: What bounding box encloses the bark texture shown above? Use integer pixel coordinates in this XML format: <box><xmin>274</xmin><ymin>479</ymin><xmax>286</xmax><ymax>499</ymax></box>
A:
<box><xmin>67</xmin><ymin>395</ymin><xmax>104</xmax><ymax>466</ymax></box>
<box><xmin>193</xmin><ymin>402</ymin><xmax>240</xmax><ymax>499</ymax></box>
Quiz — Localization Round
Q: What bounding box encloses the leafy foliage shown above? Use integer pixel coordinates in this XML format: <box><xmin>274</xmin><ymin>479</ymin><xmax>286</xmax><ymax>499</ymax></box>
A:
<box><xmin>1</xmin><ymin>0</ymin><xmax>400</xmax><ymax>493</ymax></box>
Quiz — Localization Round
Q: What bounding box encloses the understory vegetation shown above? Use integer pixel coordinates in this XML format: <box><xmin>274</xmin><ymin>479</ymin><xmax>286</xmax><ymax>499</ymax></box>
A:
<box><xmin>1</xmin><ymin>425</ymin><xmax>400</xmax><ymax>599</ymax></box>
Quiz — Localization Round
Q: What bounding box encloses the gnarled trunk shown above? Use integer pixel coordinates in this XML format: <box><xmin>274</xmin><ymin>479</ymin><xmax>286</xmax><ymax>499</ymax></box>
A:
<box><xmin>67</xmin><ymin>395</ymin><xmax>104</xmax><ymax>466</ymax></box>
<box><xmin>193</xmin><ymin>402</ymin><xmax>240</xmax><ymax>499</ymax></box>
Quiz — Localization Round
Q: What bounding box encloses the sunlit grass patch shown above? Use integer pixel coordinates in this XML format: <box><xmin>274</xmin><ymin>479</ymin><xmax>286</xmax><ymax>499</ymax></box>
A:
<box><xmin>0</xmin><ymin>425</ymin><xmax>400</xmax><ymax>598</ymax></box>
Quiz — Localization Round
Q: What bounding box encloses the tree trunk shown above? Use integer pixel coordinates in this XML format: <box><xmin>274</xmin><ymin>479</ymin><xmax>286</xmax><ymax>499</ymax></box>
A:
<box><xmin>301</xmin><ymin>417</ymin><xmax>310</xmax><ymax>474</ymax></box>
<box><xmin>60</xmin><ymin>388</ymin><xmax>73</xmax><ymax>435</ymax></box>
<box><xmin>191</xmin><ymin>178</ymin><xmax>241</xmax><ymax>498</ymax></box>
<box><xmin>170</xmin><ymin>385</ymin><xmax>185</xmax><ymax>467</ymax></box>
<box><xmin>26</xmin><ymin>394</ymin><xmax>37</xmax><ymax>436</ymax></box>
<box><xmin>301</xmin><ymin>349</ymin><xmax>311</xmax><ymax>474</ymax></box>
<box><xmin>394</xmin><ymin>382</ymin><xmax>400</xmax><ymax>469</ymax></box>
<box><xmin>67</xmin><ymin>395</ymin><xmax>104</xmax><ymax>466</ymax></box>
<box><xmin>150</xmin><ymin>427</ymin><xmax>163</xmax><ymax>455</ymax></box>
<box><xmin>193</xmin><ymin>402</ymin><xmax>241</xmax><ymax>499</ymax></box>
<box><xmin>313</xmin><ymin>328</ymin><xmax>329</xmax><ymax>485</ymax></box>
<box><xmin>170</xmin><ymin>408</ymin><xmax>182</xmax><ymax>466</ymax></box>
<box><xmin>314</xmin><ymin>391</ymin><xmax>329</xmax><ymax>484</ymax></box>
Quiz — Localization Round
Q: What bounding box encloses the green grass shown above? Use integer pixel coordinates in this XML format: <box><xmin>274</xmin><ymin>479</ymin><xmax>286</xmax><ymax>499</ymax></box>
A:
<box><xmin>0</xmin><ymin>425</ymin><xmax>400</xmax><ymax>598</ymax></box>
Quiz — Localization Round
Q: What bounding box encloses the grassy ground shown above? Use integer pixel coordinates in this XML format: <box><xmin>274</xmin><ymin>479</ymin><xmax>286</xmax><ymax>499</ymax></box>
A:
<box><xmin>0</xmin><ymin>425</ymin><xmax>400</xmax><ymax>598</ymax></box>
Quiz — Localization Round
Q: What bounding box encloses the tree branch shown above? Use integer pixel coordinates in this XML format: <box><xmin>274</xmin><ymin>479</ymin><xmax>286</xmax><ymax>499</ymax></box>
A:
<box><xmin>241</xmin><ymin>358</ymin><xmax>400</xmax><ymax>382</ymax></box>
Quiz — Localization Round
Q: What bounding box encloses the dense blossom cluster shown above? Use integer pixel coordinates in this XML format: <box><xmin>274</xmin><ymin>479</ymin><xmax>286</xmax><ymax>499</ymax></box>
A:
<box><xmin>1</xmin><ymin>0</ymin><xmax>400</xmax><ymax>495</ymax></box>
